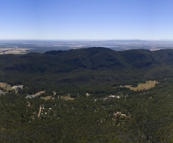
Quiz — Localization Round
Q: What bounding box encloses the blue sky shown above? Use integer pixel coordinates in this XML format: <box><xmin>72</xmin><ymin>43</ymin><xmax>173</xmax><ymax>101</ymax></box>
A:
<box><xmin>0</xmin><ymin>0</ymin><xmax>173</xmax><ymax>40</ymax></box>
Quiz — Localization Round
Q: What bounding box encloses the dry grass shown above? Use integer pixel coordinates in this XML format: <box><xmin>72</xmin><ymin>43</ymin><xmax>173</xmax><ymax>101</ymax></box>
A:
<box><xmin>0</xmin><ymin>82</ymin><xmax>12</xmax><ymax>90</ymax></box>
<box><xmin>27</xmin><ymin>101</ymin><xmax>31</xmax><ymax>107</ymax></box>
<box><xmin>34</xmin><ymin>91</ymin><xmax>45</xmax><ymax>97</ymax></box>
<box><xmin>41</xmin><ymin>96</ymin><xmax>52</xmax><ymax>100</ymax></box>
<box><xmin>122</xmin><ymin>80</ymin><xmax>158</xmax><ymax>91</ymax></box>
<box><xmin>60</xmin><ymin>95</ymin><xmax>74</xmax><ymax>100</ymax></box>
<box><xmin>0</xmin><ymin>82</ymin><xmax>11</xmax><ymax>88</ymax></box>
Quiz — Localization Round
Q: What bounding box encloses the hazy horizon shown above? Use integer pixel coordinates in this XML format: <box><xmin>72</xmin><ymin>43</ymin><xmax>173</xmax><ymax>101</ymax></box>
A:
<box><xmin>1</xmin><ymin>39</ymin><xmax>173</xmax><ymax>42</ymax></box>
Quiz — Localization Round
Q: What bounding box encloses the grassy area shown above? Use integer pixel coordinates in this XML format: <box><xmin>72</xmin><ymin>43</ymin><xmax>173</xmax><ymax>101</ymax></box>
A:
<box><xmin>122</xmin><ymin>80</ymin><xmax>158</xmax><ymax>91</ymax></box>
<box><xmin>60</xmin><ymin>95</ymin><xmax>74</xmax><ymax>100</ymax></box>
<box><xmin>41</xmin><ymin>96</ymin><xmax>52</xmax><ymax>100</ymax></box>
<box><xmin>0</xmin><ymin>82</ymin><xmax>12</xmax><ymax>91</ymax></box>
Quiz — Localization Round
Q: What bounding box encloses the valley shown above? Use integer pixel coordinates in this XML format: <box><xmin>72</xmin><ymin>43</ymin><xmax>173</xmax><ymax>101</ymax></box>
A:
<box><xmin>1</xmin><ymin>47</ymin><xmax>173</xmax><ymax>142</ymax></box>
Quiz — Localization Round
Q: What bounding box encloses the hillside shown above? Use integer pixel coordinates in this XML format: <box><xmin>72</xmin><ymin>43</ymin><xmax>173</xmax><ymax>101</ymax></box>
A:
<box><xmin>1</xmin><ymin>47</ymin><xmax>173</xmax><ymax>71</ymax></box>
<box><xmin>0</xmin><ymin>47</ymin><xmax>172</xmax><ymax>86</ymax></box>
<box><xmin>1</xmin><ymin>47</ymin><xmax>173</xmax><ymax>142</ymax></box>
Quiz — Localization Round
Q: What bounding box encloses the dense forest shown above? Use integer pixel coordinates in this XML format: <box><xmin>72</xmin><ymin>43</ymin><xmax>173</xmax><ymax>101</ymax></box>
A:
<box><xmin>1</xmin><ymin>47</ymin><xmax>173</xmax><ymax>142</ymax></box>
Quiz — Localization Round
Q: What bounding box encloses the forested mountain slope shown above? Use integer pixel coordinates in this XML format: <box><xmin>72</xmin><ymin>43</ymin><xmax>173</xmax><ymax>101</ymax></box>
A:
<box><xmin>1</xmin><ymin>47</ymin><xmax>173</xmax><ymax>142</ymax></box>
<box><xmin>0</xmin><ymin>47</ymin><xmax>172</xmax><ymax>86</ymax></box>
<box><xmin>1</xmin><ymin>47</ymin><xmax>173</xmax><ymax>72</ymax></box>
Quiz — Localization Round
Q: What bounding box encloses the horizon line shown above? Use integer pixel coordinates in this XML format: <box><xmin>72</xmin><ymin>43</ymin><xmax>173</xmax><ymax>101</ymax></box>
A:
<box><xmin>0</xmin><ymin>39</ymin><xmax>173</xmax><ymax>41</ymax></box>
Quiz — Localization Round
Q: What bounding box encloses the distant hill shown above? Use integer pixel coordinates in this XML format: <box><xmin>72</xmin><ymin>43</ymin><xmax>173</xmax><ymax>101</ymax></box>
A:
<box><xmin>1</xmin><ymin>47</ymin><xmax>173</xmax><ymax>71</ymax></box>
<box><xmin>0</xmin><ymin>47</ymin><xmax>173</xmax><ymax>87</ymax></box>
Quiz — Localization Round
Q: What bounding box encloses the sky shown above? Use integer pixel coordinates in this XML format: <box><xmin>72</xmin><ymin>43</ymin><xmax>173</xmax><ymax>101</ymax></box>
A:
<box><xmin>0</xmin><ymin>0</ymin><xmax>173</xmax><ymax>40</ymax></box>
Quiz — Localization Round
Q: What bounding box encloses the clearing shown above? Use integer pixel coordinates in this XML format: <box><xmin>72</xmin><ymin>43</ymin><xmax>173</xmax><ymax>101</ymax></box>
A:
<box><xmin>121</xmin><ymin>80</ymin><xmax>158</xmax><ymax>91</ymax></box>
<box><xmin>60</xmin><ymin>95</ymin><xmax>74</xmax><ymax>100</ymax></box>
